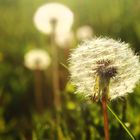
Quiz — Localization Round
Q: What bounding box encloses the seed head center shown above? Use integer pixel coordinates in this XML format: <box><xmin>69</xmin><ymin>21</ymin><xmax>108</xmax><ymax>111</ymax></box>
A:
<box><xmin>95</xmin><ymin>59</ymin><xmax>117</xmax><ymax>79</ymax></box>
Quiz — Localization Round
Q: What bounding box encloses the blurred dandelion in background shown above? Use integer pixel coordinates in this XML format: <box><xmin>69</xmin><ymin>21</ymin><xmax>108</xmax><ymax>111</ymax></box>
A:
<box><xmin>24</xmin><ymin>49</ymin><xmax>51</xmax><ymax>113</ymax></box>
<box><xmin>24</xmin><ymin>49</ymin><xmax>51</xmax><ymax>70</ymax></box>
<box><xmin>55</xmin><ymin>31</ymin><xmax>74</xmax><ymax>48</ymax></box>
<box><xmin>33</xmin><ymin>2</ymin><xmax>74</xmax><ymax>110</ymax></box>
<box><xmin>33</xmin><ymin>2</ymin><xmax>74</xmax><ymax>35</ymax></box>
<box><xmin>76</xmin><ymin>25</ymin><xmax>94</xmax><ymax>41</ymax></box>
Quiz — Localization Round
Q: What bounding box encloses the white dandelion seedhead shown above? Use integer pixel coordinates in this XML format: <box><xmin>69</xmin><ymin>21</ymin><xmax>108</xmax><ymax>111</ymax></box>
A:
<box><xmin>55</xmin><ymin>31</ymin><xmax>74</xmax><ymax>48</ymax></box>
<box><xmin>24</xmin><ymin>49</ymin><xmax>51</xmax><ymax>70</ymax></box>
<box><xmin>76</xmin><ymin>25</ymin><xmax>94</xmax><ymax>41</ymax></box>
<box><xmin>33</xmin><ymin>3</ymin><xmax>74</xmax><ymax>35</ymax></box>
<box><xmin>69</xmin><ymin>37</ymin><xmax>140</xmax><ymax>100</ymax></box>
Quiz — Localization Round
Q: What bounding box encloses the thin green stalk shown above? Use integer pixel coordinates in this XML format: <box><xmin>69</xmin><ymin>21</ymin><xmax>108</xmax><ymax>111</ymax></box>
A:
<box><xmin>51</xmin><ymin>20</ymin><xmax>61</xmax><ymax>110</ymax></box>
<box><xmin>107</xmin><ymin>105</ymin><xmax>136</xmax><ymax>140</ymax></box>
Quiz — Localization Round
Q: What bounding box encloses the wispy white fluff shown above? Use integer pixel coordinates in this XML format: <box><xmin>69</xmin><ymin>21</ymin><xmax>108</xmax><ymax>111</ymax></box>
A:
<box><xmin>76</xmin><ymin>25</ymin><xmax>94</xmax><ymax>40</ymax></box>
<box><xmin>69</xmin><ymin>37</ymin><xmax>140</xmax><ymax>100</ymax></box>
<box><xmin>34</xmin><ymin>3</ymin><xmax>74</xmax><ymax>35</ymax></box>
<box><xmin>55</xmin><ymin>31</ymin><xmax>74</xmax><ymax>48</ymax></box>
<box><xmin>24</xmin><ymin>49</ymin><xmax>51</xmax><ymax>70</ymax></box>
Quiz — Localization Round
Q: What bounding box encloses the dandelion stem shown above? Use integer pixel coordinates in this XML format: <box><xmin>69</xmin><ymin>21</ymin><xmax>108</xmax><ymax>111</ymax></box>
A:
<box><xmin>34</xmin><ymin>69</ymin><xmax>44</xmax><ymax>113</ymax></box>
<box><xmin>101</xmin><ymin>96</ymin><xmax>110</xmax><ymax>140</ymax></box>
<box><xmin>51</xmin><ymin>20</ymin><xmax>61</xmax><ymax>110</ymax></box>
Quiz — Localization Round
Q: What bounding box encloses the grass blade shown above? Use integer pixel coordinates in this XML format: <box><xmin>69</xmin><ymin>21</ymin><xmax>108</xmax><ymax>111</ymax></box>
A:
<box><xmin>107</xmin><ymin>105</ymin><xmax>136</xmax><ymax>140</ymax></box>
<box><xmin>60</xmin><ymin>63</ymin><xmax>69</xmax><ymax>71</ymax></box>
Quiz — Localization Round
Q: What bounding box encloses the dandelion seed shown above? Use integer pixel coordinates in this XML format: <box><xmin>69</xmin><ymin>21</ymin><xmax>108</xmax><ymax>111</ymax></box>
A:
<box><xmin>69</xmin><ymin>37</ymin><xmax>140</xmax><ymax>101</ymax></box>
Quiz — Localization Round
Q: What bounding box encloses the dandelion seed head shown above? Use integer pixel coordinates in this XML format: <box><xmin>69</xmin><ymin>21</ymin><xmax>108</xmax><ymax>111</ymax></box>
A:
<box><xmin>24</xmin><ymin>49</ymin><xmax>51</xmax><ymax>70</ymax></box>
<box><xmin>55</xmin><ymin>31</ymin><xmax>74</xmax><ymax>48</ymax></box>
<box><xmin>76</xmin><ymin>25</ymin><xmax>94</xmax><ymax>40</ymax></box>
<box><xmin>33</xmin><ymin>3</ymin><xmax>74</xmax><ymax>35</ymax></box>
<box><xmin>69</xmin><ymin>37</ymin><xmax>140</xmax><ymax>100</ymax></box>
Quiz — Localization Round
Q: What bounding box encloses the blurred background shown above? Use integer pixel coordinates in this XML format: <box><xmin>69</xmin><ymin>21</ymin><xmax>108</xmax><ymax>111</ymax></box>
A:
<box><xmin>0</xmin><ymin>0</ymin><xmax>140</xmax><ymax>139</ymax></box>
